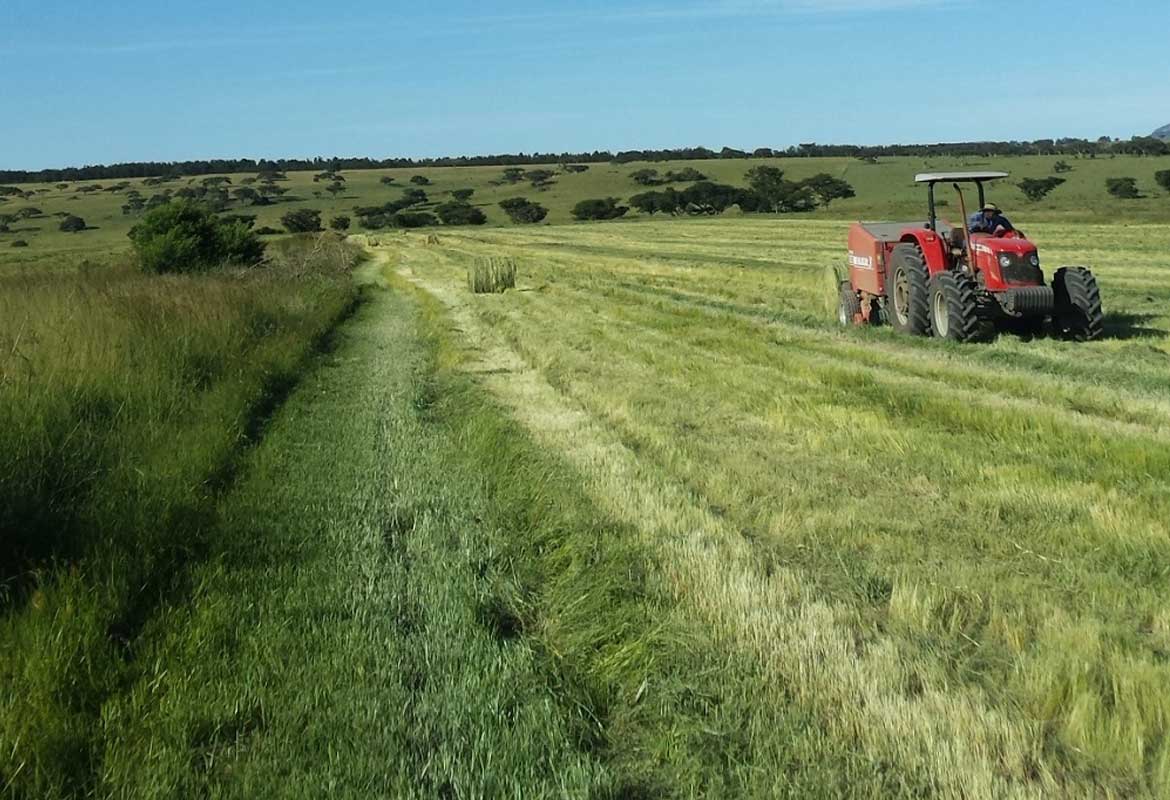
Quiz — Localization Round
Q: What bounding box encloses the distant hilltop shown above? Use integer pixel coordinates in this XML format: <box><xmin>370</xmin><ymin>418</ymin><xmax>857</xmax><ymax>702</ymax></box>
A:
<box><xmin>1153</xmin><ymin>124</ymin><xmax>1170</xmax><ymax>140</ymax></box>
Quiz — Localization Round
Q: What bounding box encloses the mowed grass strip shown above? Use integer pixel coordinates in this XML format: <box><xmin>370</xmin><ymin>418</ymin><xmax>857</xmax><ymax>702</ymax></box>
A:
<box><xmin>0</xmin><ymin>239</ymin><xmax>360</xmax><ymax>798</ymax></box>
<box><xmin>387</xmin><ymin>218</ymin><xmax>1170</xmax><ymax>798</ymax></box>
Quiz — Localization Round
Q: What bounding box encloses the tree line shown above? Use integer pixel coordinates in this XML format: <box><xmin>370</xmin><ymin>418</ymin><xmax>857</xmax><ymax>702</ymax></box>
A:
<box><xmin>4</xmin><ymin>135</ymin><xmax>1167</xmax><ymax>184</ymax></box>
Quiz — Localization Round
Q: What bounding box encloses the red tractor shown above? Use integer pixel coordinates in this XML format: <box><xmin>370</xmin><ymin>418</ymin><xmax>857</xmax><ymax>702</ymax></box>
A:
<box><xmin>838</xmin><ymin>172</ymin><xmax>1104</xmax><ymax>341</ymax></box>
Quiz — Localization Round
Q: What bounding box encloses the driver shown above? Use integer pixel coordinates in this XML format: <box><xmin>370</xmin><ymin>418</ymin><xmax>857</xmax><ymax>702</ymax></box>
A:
<box><xmin>968</xmin><ymin>203</ymin><xmax>1013</xmax><ymax>235</ymax></box>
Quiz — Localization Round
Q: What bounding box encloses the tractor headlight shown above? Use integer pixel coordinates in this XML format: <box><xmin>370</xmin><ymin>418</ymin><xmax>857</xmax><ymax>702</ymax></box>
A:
<box><xmin>1029</xmin><ymin>254</ymin><xmax>1040</xmax><ymax>267</ymax></box>
<box><xmin>999</xmin><ymin>255</ymin><xmax>1012</xmax><ymax>268</ymax></box>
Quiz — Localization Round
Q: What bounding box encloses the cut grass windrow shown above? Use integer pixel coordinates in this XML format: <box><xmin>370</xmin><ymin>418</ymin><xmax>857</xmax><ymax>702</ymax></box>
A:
<box><xmin>386</xmin><ymin>218</ymin><xmax>1170</xmax><ymax>798</ymax></box>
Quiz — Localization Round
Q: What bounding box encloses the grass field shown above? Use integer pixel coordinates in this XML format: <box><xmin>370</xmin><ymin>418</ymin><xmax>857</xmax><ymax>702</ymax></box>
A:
<box><xmin>4</xmin><ymin>206</ymin><xmax>1170</xmax><ymax>796</ymax></box>
<box><xmin>2</xmin><ymin>153</ymin><xmax>1168</xmax><ymax>260</ymax></box>
<box><xmin>369</xmin><ymin>217</ymin><xmax>1170</xmax><ymax>797</ymax></box>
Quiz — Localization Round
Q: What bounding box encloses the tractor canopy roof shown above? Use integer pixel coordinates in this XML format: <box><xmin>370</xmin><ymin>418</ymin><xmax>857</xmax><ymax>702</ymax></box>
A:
<box><xmin>914</xmin><ymin>171</ymin><xmax>1010</xmax><ymax>183</ymax></box>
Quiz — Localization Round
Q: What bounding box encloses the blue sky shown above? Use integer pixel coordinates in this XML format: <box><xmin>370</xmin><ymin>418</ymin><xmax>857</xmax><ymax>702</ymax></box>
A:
<box><xmin>2</xmin><ymin>1</ymin><xmax>1167</xmax><ymax>169</ymax></box>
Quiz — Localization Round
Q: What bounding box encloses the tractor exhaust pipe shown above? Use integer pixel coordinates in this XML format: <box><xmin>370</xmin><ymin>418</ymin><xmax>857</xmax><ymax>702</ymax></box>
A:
<box><xmin>953</xmin><ymin>182</ymin><xmax>975</xmax><ymax>274</ymax></box>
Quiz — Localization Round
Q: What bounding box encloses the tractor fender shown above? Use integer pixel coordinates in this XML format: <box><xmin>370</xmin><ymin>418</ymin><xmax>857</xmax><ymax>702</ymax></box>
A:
<box><xmin>899</xmin><ymin>231</ymin><xmax>948</xmax><ymax>275</ymax></box>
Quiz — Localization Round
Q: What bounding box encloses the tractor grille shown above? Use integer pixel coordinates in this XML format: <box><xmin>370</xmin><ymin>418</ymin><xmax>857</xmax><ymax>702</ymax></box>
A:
<box><xmin>999</xmin><ymin>253</ymin><xmax>1043</xmax><ymax>285</ymax></box>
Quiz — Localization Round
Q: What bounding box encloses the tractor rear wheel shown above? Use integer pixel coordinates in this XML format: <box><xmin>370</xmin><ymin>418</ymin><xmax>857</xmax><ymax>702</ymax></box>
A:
<box><xmin>886</xmin><ymin>243</ymin><xmax>930</xmax><ymax>336</ymax></box>
<box><xmin>929</xmin><ymin>271</ymin><xmax>990</xmax><ymax>342</ymax></box>
<box><xmin>1053</xmin><ymin>266</ymin><xmax>1104</xmax><ymax>341</ymax></box>
<box><xmin>838</xmin><ymin>282</ymin><xmax>861</xmax><ymax>326</ymax></box>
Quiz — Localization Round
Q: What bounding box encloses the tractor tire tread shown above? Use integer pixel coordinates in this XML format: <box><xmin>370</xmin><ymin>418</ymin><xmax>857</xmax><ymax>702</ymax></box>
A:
<box><xmin>931</xmin><ymin>271</ymin><xmax>991</xmax><ymax>343</ymax></box>
<box><xmin>888</xmin><ymin>243</ymin><xmax>931</xmax><ymax>336</ymax></box>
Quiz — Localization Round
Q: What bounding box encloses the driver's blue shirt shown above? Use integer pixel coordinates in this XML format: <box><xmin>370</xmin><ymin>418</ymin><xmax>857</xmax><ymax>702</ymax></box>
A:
<box><xmin>968</xmin><ymin>211</ymin><xmax>1013</xmax><ymax>233</ymax></box>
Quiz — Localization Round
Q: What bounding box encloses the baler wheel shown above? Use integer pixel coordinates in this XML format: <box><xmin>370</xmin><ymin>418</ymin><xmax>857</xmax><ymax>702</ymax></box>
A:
<box><xmin>929</xmin><ymin>271</ymin><xmax>991</xmax><ymax>342</ymax></box>
<box><xmin>838</xmin><ymin>282</ymin><xmax>861</xmax><ymax>326</ymax></box>
<box><xmin>1052</xmin><ymin>266</ymin><xmax>1104</xmax><ymax>341</ymax></box>
<box><xmin>886</xmin><ymin>244</ymin><xmax>930</xmax><ymax>336</ymax></box>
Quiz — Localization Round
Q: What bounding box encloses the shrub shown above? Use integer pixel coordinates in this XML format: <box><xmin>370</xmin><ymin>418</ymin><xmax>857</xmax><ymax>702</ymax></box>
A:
<box><xmin>435</xmin><ymin>202</ymin><xmax>487</xmax><ymax>226</ymax></box>
<box><xmin>1106</xmin><ymin>177</ymin><xmax>1139</xmax><ymax>199</ymax></box>
<box><xmin>501</xmin><ymin>167</ymin><xmax>526</xmax><ymax>184</ymax></box>
<box><xmin>562</xmin><ymin>164</ymin><xmax>590</xmax><ymax>173</ymax></box>
<box><xmin>393</xmin><ymin>211</ymin><xmax>438</xmax><ymax>228</ymax></box>
<box><xmin>499</xmin><ymin>197</ymin><xmax>548</xmax><ymax>224</ymax></box>
<box><xmin>401</xmin><ymin>188</ymin><xmax>428</xmax><ymax>206</ymax></box>
<box><xmin>664</xmin><ymin>168</ymin><xmax>707</xmax><ymax>183</ymax></box>
<box><xmin>630</xmin><ymin>169</ymin><xmax>662</xmax><ymax>186</ymax></box>
<box><xmin>11</xmin><ymin>240</ymin><xmax>28</xmax><ymax>247</ymax></box>
<box><xmin>254</xmin><ymin>226</ymin><xmax>282</xmax><ymax>236</ymax></box>
<box><xmin>1155</xmin><ymin>170</ymin><xmax>1170</xmax><ymax>193</ymax></box>
<box><xmin>572</xmin><ymin>197</ymin><xmax>628</xmax><ymax>221</ymax></box>
<box><xmin>330</xmin><ymin>215</ymin><xmax>351</xmax><ymax>232</ymax></box>
<box><xmin>451</xmin><ymin>188</ymin><xmax>475</xmax><ymax>201</ymax></box>
<box><xmin>526</xmin><ymin>169</ymin><xmax>556</xmax><ymax>188</ymax></box>
<box><xmin>129</xmin><ymin>200</ymin><xmax>264</xmax><ymax>273</ymax></box>
<box><xmin>281</xmin><ymin>209</ymin><xmax>323</xmax><ymax>233</ymax></box>
<box><xmin>1054</xmin><ymin>160</ymin><xmax>1073</xmax><ymax>173</ymax></box>
<box><xmin>468</xmin><ymin>256</ymin><xmax>516</xmax><ymax>293</ymax></box>
<box><xmin>380</xmin><ymin>176</ymin><xmax>396</xmax><ymax>185</ymax></box>
<box><xmin>1018</xmin><ymin>176</ymin><xmax>1066</xmax><ymax>202</ymax></box>
<box><xmin>409</xmin><ymin>175</ymin><xmax>431</xmax><ymax>185</ymax></box>
<box><xmin>59</xmin><ymin>215</ymin><xmax>87</xmax><ymax>233</ymax></box>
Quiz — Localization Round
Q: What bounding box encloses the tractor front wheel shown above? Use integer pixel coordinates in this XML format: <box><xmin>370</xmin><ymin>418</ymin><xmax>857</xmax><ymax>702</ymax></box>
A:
<box><xmin>887</xmin><ymin>244</ymin><xmax>930</xmax><ymax>336</ymax></box>
<box><xmin>1053</xmin><ymin>266</ymin><xmax>1104</xmax><ymax>341</ymax></box>
<box><xmin>838</xmin><ymin>282</ymin><xmax>861</xmax><ymax>326</ymax></box>
<box><xmin>929</xmin><ymin>271</ymin><xmax>991</xmax><ymax>342</ymax></box>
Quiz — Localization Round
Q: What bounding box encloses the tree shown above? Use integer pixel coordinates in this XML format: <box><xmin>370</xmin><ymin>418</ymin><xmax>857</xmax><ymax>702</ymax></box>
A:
<box><xmin>1106</xmin><ymin>177</ymin><xmax>1140</xmax><ymax>199</ymax></box>
<box><xmin>1155</xmin><ymin>170</ymin><xmax>1170</xmax><ymax>193</ymax></box>
<box><xmin>680</xmin><ymin>182</ymin><xmax>743</xmax><ymax>214</ymax></box>
<box><xmin>1017</xmin><ymin>176</ymin><xmax>1066</xmax><ymax>202</ymax></box>
<box><xmin>630</xmin><ymin>168</ymin><xmax>662</xmax><ymax>186</ymax></box>
<box><xmin>744</xmin><ymin>167</ymin><xmax>820</xmax><ymax>212</ymax></box>
<box><xmin>451</xmin><ymin>188</ymin><xmax>475</xmax><ymax>201</ymax></box>
<box><xmin>59</xmin><ymin>215</ymin><xmax>86</xmax><ymax>232</ymax></box>
<box><xmin>435</xmin><ymin>202</ymin><xmax>487</xmax><ymax>225</ymax></box>
<box><xmin>571</xmin><ymin>197</ymin><xmax>628</xmax><ymax>221</ymax></box>
<box><xmin>630</xmin><ymin>189</ymin><xmax>682</xmax><ymax>215</ymax></box>
<box><xmin>129</xmin><ymin>200</ymin><xmax>264</xmax><ymax>273</ymax></box>
<box><xmin>326</xmin><ymin>181</ymin><xmax>346</xmax><ymax>200</ymax></box>
<box><xmin>745</xmin><ymin>166</ymin><xmax>789</xmax><ymax>208</ymax></box>
<box><xmin>281</xmin><ymin>208</ymin><xmax>323</xmax><ymax>232</ymax></box>
<box><xmin>380</xmin><ymin>176</ymin><xmax>396</xmax><ymax>185</ymax></box>
<box><xmin>409</xmin><ymin>175</ymin><xmax>431</xmax><ymax>185</ymax></box>
<box><xmin>201</xmin><ymin>176</ymin><xmax>232</xmax><ymax>187</ymax></box>
<box><xmin>799</xmin><ymin>173</ymin><xmax>855</xmax><ymax>205</ymax></box>
<box><xmin>1054</xmin><ymin>160</ymin><xmax>1073</xmax><ymax>173</ymax></box>
<box><xmin>330</xmin><ymin>215</ymin><xmax>351</xmax><ymax>232</ymax></box>
<box><xmin>501</xmin><ymin>167</ymin><xmax>526</xmax><ymax>183</ymax></box>
<box><xmin>499</xmin><ymin>197</ymin><xmax>548</xmax><ymax>224</ymax></box>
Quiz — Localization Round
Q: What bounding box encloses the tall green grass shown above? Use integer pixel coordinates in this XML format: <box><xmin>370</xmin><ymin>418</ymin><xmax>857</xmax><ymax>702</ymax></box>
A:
<box><xmin>0</xmin><ymin>235</ymin><xmax>361</xmax><ymax>796</ymax></box>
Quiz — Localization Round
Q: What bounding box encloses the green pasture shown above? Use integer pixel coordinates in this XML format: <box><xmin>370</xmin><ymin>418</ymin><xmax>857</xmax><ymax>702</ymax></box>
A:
<box><xmin>2</xmin><ymin>154</ymin><xmax>1167</xmax><ymax>263</ymax></box>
